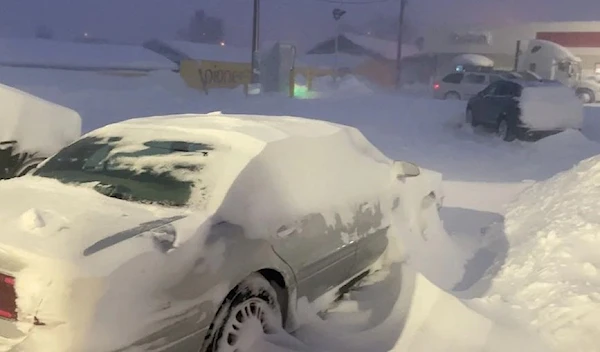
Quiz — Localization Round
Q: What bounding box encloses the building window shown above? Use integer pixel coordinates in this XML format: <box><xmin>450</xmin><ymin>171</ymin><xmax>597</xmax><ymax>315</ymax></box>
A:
<box><xmin>595</xmin><ymin>63</ymin><xmax>600</xmax><ymax>75</ymax></box>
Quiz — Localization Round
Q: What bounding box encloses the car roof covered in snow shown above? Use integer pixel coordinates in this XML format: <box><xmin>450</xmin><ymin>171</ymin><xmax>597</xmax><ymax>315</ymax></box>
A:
<box><xmin>92</xmin><ymin>113</ymin><xmax>345</xmax><ymax>144</ymax></box>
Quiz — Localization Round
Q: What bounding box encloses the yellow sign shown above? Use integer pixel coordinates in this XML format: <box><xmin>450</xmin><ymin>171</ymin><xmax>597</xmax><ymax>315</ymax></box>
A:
<box><xmin>180</xmin><ymin>60</ymin><xmax>251</xmax><ymax>93</ymax></box>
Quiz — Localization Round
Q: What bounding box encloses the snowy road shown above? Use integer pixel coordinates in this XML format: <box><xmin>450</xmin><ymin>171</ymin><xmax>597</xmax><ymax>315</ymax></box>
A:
<box><xmin>4</xmin><ymin>70</ymin><xmax>600</xmax><ymax>351</ymax></box>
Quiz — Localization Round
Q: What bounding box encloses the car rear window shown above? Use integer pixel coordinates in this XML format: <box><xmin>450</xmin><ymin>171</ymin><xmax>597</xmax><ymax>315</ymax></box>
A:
<box><xmin>35</xmin><ymin>136</ymin><xmax>214</xmax><ymax>207</ymax></box>
<box><xmin>442</xmin><ymin>73</ymin><xmax>464</xmax><ymax>84</ymax></box>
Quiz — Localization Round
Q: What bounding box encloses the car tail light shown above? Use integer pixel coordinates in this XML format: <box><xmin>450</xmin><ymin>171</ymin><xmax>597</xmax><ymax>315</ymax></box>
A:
<box><xmin>433</xmin><ymin>83</ymin><xmax>440</xmax><ymax>90</ymax></box>
<box><xmin>0</xmin><ymin>273</ymin><xmax>17</xmax><ymax>320</ymax></box>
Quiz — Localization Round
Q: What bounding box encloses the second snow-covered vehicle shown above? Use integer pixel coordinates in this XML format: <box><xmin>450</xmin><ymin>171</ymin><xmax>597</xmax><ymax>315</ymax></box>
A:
<box><xmin>0</xmin><ymin>113</ymin><xmax>443</xmax><ymax>352</ymax></box>
<box><xmin>0</xmin><ymin>83</ymin><xmax>81</xmax><ymax>179</ymax></box>
<box><xmin>465</xmin><ymin>79</ymin><xmax>583</xmax><ymax>141</ymax></box>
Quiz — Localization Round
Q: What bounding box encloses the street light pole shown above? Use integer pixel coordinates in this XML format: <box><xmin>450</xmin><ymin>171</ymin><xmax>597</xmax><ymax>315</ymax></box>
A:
<box><xmin>332</xmin><ymin>8</ymin><xmax>347</xmax><ymax>84</ymax></box>
<box><xmin>251</xmin><ymin>0</ymin><xmax>261</xmax><ymax>84</ymax></box>
<box><xmin>395</xmin><ymin>0</ymin><xmax>407</xmax><ymax>90</ymax></box>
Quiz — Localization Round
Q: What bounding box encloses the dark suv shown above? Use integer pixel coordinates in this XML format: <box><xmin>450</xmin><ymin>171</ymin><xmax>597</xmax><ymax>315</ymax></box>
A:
<box><xmin>465</xmin><ymin>79</ymin><xmax>571</xmax><ymax>141</ymax></box>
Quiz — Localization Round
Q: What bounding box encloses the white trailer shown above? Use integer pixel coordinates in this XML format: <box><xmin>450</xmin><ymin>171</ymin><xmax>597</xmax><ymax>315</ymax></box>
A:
<box><xmin>517</xmin><ymin>39</ymin><xmax>600</xmax><ymax>103</ymax></box>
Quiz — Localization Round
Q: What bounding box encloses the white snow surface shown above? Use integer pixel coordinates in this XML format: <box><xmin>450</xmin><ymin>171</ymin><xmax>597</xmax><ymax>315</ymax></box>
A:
<box><xmin>519</xmin><ymin>84</ymin><xmax>584</xmax><ymax>131</ymax></box>
<box><xmin>2</xmin><ymin>66</ymin><xmax>600</xmax><ymax>351</ymax></box>
<box><xmin>0</xmin><ymin>83</ymin><xmax>81</xmax><ymax>155</ymax></box>
<box><xmin>473</xmin><ymin>155</ymin><xmax>600</xmax><ymax>351</ymax></box>
<box><xmin>0</xmin><ymin>38</ymin><xmax>176</xmax><ymax>71</ymax></box>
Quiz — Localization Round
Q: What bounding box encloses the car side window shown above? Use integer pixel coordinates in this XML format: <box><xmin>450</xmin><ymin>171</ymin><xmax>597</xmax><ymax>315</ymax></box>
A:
<box><xmin>495</xmin><ymin>82</ymin><xmax>512</xmax><ymax>96</ymax></box>
<box><xmin>464</xmin><ymin>74</ymin><xmax>486</xmax><ymax>84</ymax></box>
<box><xmin>481</xmin><ymin>81</ymin><xmax>502</xmax><ymax>96</ymax></box>
<box><xmin>442</xmin><ymin>73</ymin><xmax>464</xmax><ymax>84</ymax></box>
<box><xmin>489</xmin><ymin>75</ymin><xmax>502</xmax><ymax>83</ymax></box>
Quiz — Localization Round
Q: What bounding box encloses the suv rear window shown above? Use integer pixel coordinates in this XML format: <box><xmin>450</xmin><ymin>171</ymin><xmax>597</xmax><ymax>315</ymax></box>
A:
<box><xmin>442</xmin><ymin>73</ymin><xmax>464</xmax><ymax>84</ymax></box>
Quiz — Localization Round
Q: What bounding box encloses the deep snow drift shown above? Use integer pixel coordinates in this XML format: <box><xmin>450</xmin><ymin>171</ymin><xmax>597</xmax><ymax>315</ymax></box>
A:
<box><xmin>472</xmin><ymin>154</ymin><xmax>600</xmax><ymax>351</ymax></box>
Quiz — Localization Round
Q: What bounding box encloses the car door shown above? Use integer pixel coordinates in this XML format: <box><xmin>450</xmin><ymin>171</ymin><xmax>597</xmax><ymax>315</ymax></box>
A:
<box><xmin>461</xmin><ymin>73</ymin><xmax>488</xmax><ymax>99</ymax></box>
<box><xmin>469</xmin><ymin>82</ymin><xmax>498</xmax><ymax>123</ymax></box>
<box><xmin>353</xmin><ymin>200</ymin><xmax>389</xmax><ymax>276</ymax></box>
<box><xmin>480</xmin><ymin>81</ymin><xmax>512</xmax><ymax>126</ymax></box>
<box><xmin>271</xmin><ymin>210</ymin><xmax>358</xmax><ymax>302</ymax></box>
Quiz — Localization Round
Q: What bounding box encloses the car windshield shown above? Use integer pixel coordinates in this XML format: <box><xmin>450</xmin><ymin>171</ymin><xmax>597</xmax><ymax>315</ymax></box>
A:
<box><xmin>35</xmin><ymin>136</ymin><xmax>214</xmax><ymax>207</ymax></box>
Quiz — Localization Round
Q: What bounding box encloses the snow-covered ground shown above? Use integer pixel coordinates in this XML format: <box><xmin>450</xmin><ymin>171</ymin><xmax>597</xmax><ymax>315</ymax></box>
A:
<box><xmin>3</xmin><ymin>69</ymin><xmax>600</xmax><ymax>351</ymax></box>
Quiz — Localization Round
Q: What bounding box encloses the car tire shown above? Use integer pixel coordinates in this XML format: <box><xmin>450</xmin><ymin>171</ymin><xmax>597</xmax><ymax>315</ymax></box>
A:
<box><xmin>576</xmin><ymin>88</ymin><xmax>595</xmax><ymax>104</ymax></box>
<box><xmin>203</xmin><ymin>274</ymin><xmax>283</xmax><ymax>352</ymax></box>
<box><xmin>465</xmin><ymin>108</ymin><xmax>477</xmax><ymax>126</ymax></box>
<box><xmin>497</xmin><ymin>116</ymin><xmax>516</xmax><ymax>142</ymax></box>
<box><xmin>444</xmin><ymin>91</ymin><xmax>461</xmax><ymax>100</ymax></box>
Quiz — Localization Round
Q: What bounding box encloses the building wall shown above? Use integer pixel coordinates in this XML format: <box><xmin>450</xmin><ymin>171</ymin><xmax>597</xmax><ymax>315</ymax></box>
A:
<box><xmin>420</xmin><ymin>21</ymin><xmax>600</xmax><ymax>76</ymax></box>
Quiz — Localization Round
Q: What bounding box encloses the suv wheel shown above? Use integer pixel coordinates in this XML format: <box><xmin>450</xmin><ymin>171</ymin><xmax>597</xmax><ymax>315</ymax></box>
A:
<box><xmin>576</xmin><ymin>88</ymin><xmax>595</xmax><ymax>104</ymax></box>
<box><xmin>465</xmin><ymin>108</ymin><xmax>476</xmax><ymax>126</ymax></box>
<box><xmin>444</xmin><ymin>91</ymin><xmax>461</xmax><ymax>100</ymax></box>
<box><xmin>497</xmin><ymin>118</ymin><xmax>516</xmax><ymax>142</ymax></box>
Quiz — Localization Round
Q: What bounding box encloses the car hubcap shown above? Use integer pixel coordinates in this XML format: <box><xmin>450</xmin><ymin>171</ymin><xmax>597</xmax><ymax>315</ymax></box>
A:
<box><xmin>220</xmin><ymin>298</ymin><xmax>278</xmax><ymax>352</ymax></box>
<box><xmin>579</xmin><ymin>92</ymin><xmax>591</xmax><ymax>103</ymax></box>
<box><xmin>498</xmin><ymin>121</ymin><xmax>508</xmax><ymax>139</ymax></box>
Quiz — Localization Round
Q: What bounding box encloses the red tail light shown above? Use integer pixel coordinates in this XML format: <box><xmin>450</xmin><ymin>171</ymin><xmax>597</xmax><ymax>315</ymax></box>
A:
<box><xmin>0</xmin><ymin>273</ymin><xmax>17</xmax><ymax>320</ymax></box>
<box><xmin>433</xmin><ymin>83</ymin><xmax>440</xmax><ymax>90</ymax></box>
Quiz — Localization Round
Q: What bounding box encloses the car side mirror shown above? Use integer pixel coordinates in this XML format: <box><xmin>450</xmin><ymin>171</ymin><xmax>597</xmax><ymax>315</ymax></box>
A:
<box><xmin>393</xmin><ymin>161</ymin><xmax>421</xmax><ymax>179</ymax></box>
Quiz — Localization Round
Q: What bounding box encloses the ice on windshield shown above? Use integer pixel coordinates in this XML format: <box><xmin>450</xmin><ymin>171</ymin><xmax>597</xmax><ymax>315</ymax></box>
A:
<box><xmin>35</xmin><ymin>135</ymin><xmax>222</xmax><ymax>207</ymax></box>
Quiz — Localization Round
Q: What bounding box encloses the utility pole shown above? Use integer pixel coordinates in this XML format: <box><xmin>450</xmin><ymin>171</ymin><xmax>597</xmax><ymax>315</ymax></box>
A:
<box><xmin>395</xmin><ymin>0</ymin><xmax>407</xmax><ymax>90</ymax></box>
<box><xmin>332</xmin><ymin>8</ymin><xmax>347</xmax><ymax>83</ymax></box>
<box><xmin>251</xmin><ymin>0</ymin><xmax>261</xmax><ymax>84</ymax></box>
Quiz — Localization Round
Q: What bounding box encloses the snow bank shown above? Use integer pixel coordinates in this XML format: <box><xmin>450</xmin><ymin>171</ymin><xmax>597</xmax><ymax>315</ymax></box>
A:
<box><xmin>0</xmin><ymin>67</ymin><xmax>240</xmax><ymax>133</ymax></box>
<box><xmin>519</xmin><ymin>84</ymin><xmax>583</xmax><ymax>131</ymax></box>
<box><xmin>309</xmin><ymin>75</ymin><xmax>374</xmax><ymax>95</ymax></box>
<box><xmin>161</xmin><ymin>40</ymin><xmax>249</xmax><ymax>63</ymax></box>
<box><xmin>475</xmin><ymin>155</ymin><xmax>600</xmax><ymax>351</ymax></box>
<box><xmin>0</xmin><ymin>83</ymin><xmax>81</xmax><ymax>155</ymax></box>
<box><xmin>0</xmin><ymin>38</ymin><xmax>176</xmax><ymax>71</ymax></box>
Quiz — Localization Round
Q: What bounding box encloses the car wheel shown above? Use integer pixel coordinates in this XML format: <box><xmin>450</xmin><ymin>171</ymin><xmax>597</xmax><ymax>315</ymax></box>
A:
<box><xmin>204</xmin><ymin>274</ymin><xmax>283</xmax><ymax>352</ymax></box>
<box><xmin>497</xmin><ymin>117</ymin><xmax>516</xmax><ymax>142</ymax></box>
<box><xmin>444</xmin><ymin>91</ymin><xmax>461</xmax><ymax>100</ymax></box>
<box><xmin>465</xmin><ymin>108</ymin><xmax>476</xmax><ymax>126</ymax></box>
<box><xmin>576</xmin><ymin>88</ymin><xmax>595</xmax><ymax>104</ymax></box>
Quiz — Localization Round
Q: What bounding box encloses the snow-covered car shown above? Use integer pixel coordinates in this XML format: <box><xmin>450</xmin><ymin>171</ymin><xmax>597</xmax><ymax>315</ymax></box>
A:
<box><xmin>0</xmin><ymin>113</ymin><xmax>443</xmax><ymax>352</ymax></box>
<box><xmin>465</xmin><ymin>79</ymin><xmax>583</xmax><ymax>141</ymax></box>
<box><xmin>0</xmin><ymin>83</ymin><xmax>81</xmax><ymax>179</ymax></box>
<box><xmin>432</xmin><ymin>70</ymin><xmax>541</xmax><ymax>101</ymax></box>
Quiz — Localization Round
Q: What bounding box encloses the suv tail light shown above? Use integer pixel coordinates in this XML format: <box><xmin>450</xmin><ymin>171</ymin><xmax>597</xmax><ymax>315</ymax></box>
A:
<box><xmin>433</xmin><ymin>83</ymin><xmax>440</xmax><ymax>90</ymax></box>
<box><xmin>0</xmin><ymin>273</ymin><xmax>17</xmax><ymax>320</ymax></box>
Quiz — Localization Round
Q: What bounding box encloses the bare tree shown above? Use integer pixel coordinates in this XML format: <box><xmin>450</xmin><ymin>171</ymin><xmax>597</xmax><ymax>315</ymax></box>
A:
<box><xmin>177</xmin><ymin>10</ymin><xmax>225</xmax><ymax>44</ymax></box>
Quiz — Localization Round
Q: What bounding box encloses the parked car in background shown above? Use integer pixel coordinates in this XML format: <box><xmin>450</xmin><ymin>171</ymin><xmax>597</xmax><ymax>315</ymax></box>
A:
<box><xmin>465</xmin><ymin>79</ymin><xmax>583</xmax><ymax>141</ymax></box>
<box><xmin>433</xmin><ymin>70</ymin><xmax>542</xmax><ymax>101</ymax></box>
<box><xmin>0</xmin><ymin>113</ymin><xmax>444</xmax><ymax>352</ymax></box>
<box><xmin>0</xmin><ymin>83</ymin><xmax>81</xmax><ymax>179</ymax></box>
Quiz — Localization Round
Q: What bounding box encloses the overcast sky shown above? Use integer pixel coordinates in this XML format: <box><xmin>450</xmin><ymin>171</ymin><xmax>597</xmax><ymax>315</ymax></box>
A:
<box><xmin>0</xmin><ymin>0</ymin><xmax>598</xmax><ymax>49</ymax></box>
